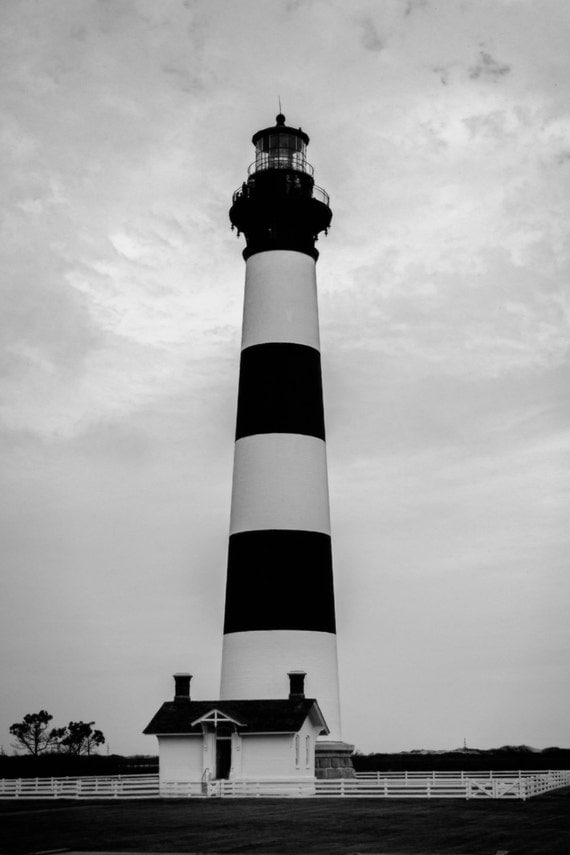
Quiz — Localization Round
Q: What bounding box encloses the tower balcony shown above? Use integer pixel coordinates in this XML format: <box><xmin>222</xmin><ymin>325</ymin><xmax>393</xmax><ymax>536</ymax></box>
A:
<box><xmin>233</xmin><ymin>178</ymin><xmax>330</xmax><ymax>208</ymax></box>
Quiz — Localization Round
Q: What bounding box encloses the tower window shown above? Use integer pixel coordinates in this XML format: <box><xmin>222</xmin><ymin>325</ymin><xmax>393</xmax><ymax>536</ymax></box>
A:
<box><xmin>256</xmin><ymin>133</ymin><xmax>304</xmax><ymax>154</ymax></box>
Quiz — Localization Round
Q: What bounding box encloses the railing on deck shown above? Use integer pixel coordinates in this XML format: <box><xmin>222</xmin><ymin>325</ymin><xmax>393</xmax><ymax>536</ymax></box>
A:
<box><xmin>232</xmin><ymin>181</ymin><xmax>330</xmax><ymax>207</ymax></box>
<box><xmin>248</xmin><ymin>153</ymin><xmax>314</xmax><ymax>177</ymax></box>
<box><xmin>1</xmin><ymin>770</ymin><xmax>568</xmax><ymax>800</ymax></box>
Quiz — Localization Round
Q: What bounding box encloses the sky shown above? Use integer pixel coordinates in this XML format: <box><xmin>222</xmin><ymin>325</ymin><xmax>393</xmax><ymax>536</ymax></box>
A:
<box><xmin>1</xmin><ymin>0</ymin><xmax>569</xmax><ymax>757</ymax></box>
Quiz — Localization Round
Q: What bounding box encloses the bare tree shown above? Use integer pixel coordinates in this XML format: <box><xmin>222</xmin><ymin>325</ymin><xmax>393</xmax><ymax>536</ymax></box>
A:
<box><xmin>9</xmin><ymin>711</ymin><xmax>57</xmax><ymax>755</ymax></box>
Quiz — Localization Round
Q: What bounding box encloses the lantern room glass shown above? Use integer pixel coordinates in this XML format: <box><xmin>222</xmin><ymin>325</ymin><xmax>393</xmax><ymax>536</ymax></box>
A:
<box><xmin>254</xmin><ymin>131</ymin><xmax>309</xmax><ymax>174</ymax></box>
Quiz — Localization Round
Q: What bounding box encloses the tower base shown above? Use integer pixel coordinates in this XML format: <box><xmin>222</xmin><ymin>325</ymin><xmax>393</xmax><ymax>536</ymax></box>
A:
<box><xmin>315</xmin><ymin>741</ymin><xmax>356</xmax><ymax>779</ymax></box>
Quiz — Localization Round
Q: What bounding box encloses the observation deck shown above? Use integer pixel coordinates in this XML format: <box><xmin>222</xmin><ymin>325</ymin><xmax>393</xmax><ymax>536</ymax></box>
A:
<box><xmin>232</xmin><ymin>177</ymin><xmax>330</xmax><ymax>209</ymax></box>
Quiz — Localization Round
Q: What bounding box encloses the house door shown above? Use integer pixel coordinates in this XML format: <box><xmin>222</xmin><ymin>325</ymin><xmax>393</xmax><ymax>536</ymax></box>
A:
<box><xmin>215</xmin><ymin>738</ymin><xmax>232</xmax><ymax>779</ymax></box>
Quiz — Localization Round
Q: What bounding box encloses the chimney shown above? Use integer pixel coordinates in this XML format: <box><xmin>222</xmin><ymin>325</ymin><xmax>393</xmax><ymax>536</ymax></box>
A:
<box><xmin>288</xmin><ymin>671</ymin><xmax>306</xmax><ymax>700</ymax></box>
<box><xmin>173</xmin><ymin>673</ymin><xmax>192</xmax><ymax>702</ymax></box>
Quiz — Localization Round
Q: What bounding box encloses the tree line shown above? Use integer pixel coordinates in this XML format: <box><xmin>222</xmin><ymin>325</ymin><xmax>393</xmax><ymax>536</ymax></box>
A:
<box><xmin>9</xmin><ymin>711</ymin><xmax>105</xmax><ymax>757</ymax></box>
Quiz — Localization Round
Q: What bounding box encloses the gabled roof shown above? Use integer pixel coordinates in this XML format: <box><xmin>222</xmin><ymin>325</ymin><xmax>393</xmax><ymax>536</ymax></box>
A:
<box><xmin>191</xmin><ymin>708</ymin><xmax>246</xmax><ymax>728</ymax></box>
<box><xmin>143</xmin><ymin>698</ymin><xmax>329</xmax><ymax>736</ymax></box>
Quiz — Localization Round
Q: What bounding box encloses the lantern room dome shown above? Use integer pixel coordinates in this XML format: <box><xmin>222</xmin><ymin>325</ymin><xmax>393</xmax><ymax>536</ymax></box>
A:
<box><xmin>252</xmin><ymin>114</ymin><xmax>310</xmax><ymax>147</ymax></box>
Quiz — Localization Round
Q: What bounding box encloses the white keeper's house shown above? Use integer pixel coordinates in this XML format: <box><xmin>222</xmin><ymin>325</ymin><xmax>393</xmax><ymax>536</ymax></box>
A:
<box><xmin>144</xmin><ymin>672</ymin><xmax>329</xmax><ymax>791</ymax></box>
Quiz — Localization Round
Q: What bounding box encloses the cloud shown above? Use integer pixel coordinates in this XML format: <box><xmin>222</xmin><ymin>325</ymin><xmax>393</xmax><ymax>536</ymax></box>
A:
<box><xmin>433</xmin><ymin>65</ymin><xmax>450</xmax><ymax>85</ymax></box>
<box><xmin>404</xmin><ymin>0</ymin><xmax>428</xmax><ymax>16</ymax></box>
<box><xmin>469</xmin><ymin>50</ymin><xmax>511</xmax><ymax>81</ymax></box>
<box><xmin>2</xmin><ymin>0</ymin><xmax>570</xmax><ymax>755</ymax></box>
<box><xmin>359</xmin><ymin>16</ymin><xmax>383</xmax><ymax>52</ymax></box>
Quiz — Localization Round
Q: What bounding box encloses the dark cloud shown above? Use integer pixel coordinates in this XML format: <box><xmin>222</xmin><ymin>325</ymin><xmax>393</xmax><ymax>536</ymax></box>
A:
<box><xmin>404</xmin><ymin>0</ymin><xmax>428</xmax><ymax>17</ymax></box>
<box><xmin>469</xmin><ymin>50</ymin><xmax>511</xmax><ymax>81</ymax></box>
<box><xmin>433</xmin><ymin>65</ymin><xmax>449</xmax><ymax>85</ymax></box>
<box><xmin>359</xmin><ymin>16</ymin><xmax>383</xmax><ymax>52</ymax></box>
<box><xmin>284</xmin><ymin>0</ymin><xmax>306</xmax><ymax>12</ymax></box>
<box><xmin>555</xmin><ymin>150</ymin><xmax>570</xmax><ymax>165</ymax></box>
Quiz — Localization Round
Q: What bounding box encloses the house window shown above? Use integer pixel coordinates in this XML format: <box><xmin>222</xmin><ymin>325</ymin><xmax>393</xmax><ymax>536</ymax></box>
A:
<box><xmin>295</xmin><ymin>734</ymin><xmax>300</xmax><ymax>767</ymax></box>
<box><xmin>305</xmin><ymin>735</ymin><xmax>311</xmax><ymax>767</ymax></box>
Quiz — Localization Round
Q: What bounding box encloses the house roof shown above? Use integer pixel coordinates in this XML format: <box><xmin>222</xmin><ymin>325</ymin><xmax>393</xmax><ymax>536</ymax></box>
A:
<box><xmin>143</xmin><ymin>698</ymin><xmax>329</xmax><ymax>736</ymax></box>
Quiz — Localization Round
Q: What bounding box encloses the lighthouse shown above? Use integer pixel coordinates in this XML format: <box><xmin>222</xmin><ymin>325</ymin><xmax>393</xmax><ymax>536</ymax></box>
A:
<box><xmin>144</xmin><ymin>114</ymin><xmax>354</xmax><ymax>788</ymax></box>
<box><xmin>220</xmin><ymin>113</ymin><xmax>347</xmax><ymax>754</ymax></box>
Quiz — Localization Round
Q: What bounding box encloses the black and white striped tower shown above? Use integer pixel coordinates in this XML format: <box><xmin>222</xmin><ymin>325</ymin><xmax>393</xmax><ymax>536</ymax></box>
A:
<box><xmin>221</xmin><ymin>114</ymin><xmax>342</xmax><ymax>741</ymax></box>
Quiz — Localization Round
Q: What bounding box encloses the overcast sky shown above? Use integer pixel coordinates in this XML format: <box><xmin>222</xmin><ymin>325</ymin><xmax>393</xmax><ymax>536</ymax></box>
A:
<box><xmin>1</xmin><ymin>0</ymin><xmax>569</xmax><ymax>757</ymax></box>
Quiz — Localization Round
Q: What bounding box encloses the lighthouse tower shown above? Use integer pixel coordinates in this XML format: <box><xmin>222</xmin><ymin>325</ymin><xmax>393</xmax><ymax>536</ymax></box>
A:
<box><xmin>220</xmin><ymin>114</ymin><xmax>345</xmax><ymax>748</ymax></box>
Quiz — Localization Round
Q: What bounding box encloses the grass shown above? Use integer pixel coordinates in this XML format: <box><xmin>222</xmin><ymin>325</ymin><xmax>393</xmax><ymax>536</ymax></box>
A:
<box><xmin>0</xmin><ymin>788</ymin><xmax>569</xmax><ymax>854</ymax></box>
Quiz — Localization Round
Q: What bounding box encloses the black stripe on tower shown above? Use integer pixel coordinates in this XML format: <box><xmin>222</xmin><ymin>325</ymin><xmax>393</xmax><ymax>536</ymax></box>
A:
<box><xmin>223</xmin><ymin>530</ymin><xmax>336</xmax><ymax>634</ymax></box>
<box><xmin>235</xmin><ymin>343</ymin><xmax>325</xmax><ymax>441</ymax></box>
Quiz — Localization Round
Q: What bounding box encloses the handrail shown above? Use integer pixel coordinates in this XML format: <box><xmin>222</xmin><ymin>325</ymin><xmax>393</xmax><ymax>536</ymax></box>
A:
<box><xmin>248</xmin><ymin>154</ymin><xmax>314</xmax><ymax>178</ymax></box>
<box><xmin>232</xmin><ymin>182</ymin><xmax>329</xmax><ymax>208</ymax></box>
<box><xmin>312</xmin><ymin>185</ymin><xmax>330</xmax><ymax>206</ymax></box>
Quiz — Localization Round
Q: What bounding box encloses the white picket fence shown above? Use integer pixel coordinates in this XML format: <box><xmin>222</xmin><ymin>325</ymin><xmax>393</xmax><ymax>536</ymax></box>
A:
<box><xmin>143</xmin><ymin>770</ymin><xmax>570</xmax><ymax>800</ymax></box>
<box><xmin>0</xmin><ymin>773</ymin><xmax>160</xmax><ymax>800</ymax></box>
<box><xmin>161</xmin><ymin>779</ymin><xmax>317</xmax><ymax>799</ymax></box>
<box><xmin>356</xmin><ymin>769</ymin><xmax>558</xmax><ymax>781</ymax></box>
<box><xmin>1</xmin><ymin>770</ymin><xmax>569</xmax><ymax>800</ymax></box>
<box><xmin>321</xmin><ymin>770</ymin><xmax>570</xmax><ymax>800</ymax></box>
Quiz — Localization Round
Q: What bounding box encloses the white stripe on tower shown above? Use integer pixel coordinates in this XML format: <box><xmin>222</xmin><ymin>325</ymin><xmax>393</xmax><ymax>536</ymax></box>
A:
<box><xmin>241</xmin><ymin>251</ymin><xmax>321</xmax><ymax>350</ymax></box>
<box><xmin>230</xmin><ymin>433</ymin><xmax>331</xmax><ymax>535</ymax></box>
<box><xmin>221</xmin><ymin>115</ymin><xmax>341</xmax><ymax>740</ymax></box>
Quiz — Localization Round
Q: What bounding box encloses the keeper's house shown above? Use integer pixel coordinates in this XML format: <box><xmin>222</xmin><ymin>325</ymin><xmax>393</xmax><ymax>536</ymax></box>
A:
<box><xmin>144</xmin><ymin>672</ymin><xmax>329</xmax><ymax>793</ymax></box>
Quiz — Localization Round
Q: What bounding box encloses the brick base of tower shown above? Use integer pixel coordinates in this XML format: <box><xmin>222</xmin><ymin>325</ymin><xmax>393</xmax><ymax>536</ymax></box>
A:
<box><xmin>315</xmin><ymin>741</ymin><xmax>356</xmax><ymax>779</ymax></box>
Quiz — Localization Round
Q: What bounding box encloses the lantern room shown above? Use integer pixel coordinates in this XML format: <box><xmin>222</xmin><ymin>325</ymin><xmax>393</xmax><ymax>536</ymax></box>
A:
<box><xmin>251</xmin><ymin>113</ymin><xmax>312</xmax><ymax>176</ymax></box>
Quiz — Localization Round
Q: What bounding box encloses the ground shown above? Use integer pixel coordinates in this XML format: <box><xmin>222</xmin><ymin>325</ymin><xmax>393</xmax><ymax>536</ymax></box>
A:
<box><xmin>1</xmin><ymin>788</ymin><xmax>569</xmax><ymax>854</ymax></box>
